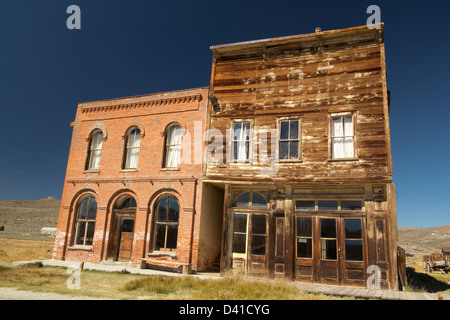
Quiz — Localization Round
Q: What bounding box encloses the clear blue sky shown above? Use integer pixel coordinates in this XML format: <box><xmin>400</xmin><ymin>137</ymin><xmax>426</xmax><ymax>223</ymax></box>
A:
<box><xmin>0</xmin><ymin>0</ymin><xmax>448</xmax><ymax>228</ymax></box>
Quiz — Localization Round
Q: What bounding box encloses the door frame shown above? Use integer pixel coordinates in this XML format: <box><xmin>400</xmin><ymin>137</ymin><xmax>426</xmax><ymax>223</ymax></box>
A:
<box><xmin>112</xmin><ymin>211</ymin><xmax>135</xmax><ymax>261</ymax></box>
<box><xmin>294</xmin><ymin>214</ymin><xmax>367</xmax><ymax>286</ymax></box>
<box><xmin>230</xmin><ymin>209</ymin><xmax>269</xmax><ymax>277</ymax></box>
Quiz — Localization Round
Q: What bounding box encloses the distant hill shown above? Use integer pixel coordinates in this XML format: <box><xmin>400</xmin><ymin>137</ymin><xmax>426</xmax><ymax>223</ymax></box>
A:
<box><xmin>0</xmin><ymin>197</ymin><xmax>60</xmax><ymax>241</ymax></box>
<box><xmin>398</xmin><ymin>225</ymin><xmax>450</xmax><ymax>257</ymax></box>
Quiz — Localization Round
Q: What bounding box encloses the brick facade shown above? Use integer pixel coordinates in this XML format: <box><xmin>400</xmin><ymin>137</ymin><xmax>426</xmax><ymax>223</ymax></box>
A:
<box><xmin>53</xmin><ymin>87</ymin><xmax>210</xmax><ymax>272</ymax></box>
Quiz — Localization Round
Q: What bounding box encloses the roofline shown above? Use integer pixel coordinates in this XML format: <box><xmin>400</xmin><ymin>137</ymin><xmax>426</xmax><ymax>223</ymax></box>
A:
<box><xmin>210</xmin><ymin>23</ymin><xmax>384</xmax><ymax>52</ymax></box>
<box><xmin>79</xmin><ymin>86</ymin><xmax>209</xmax><ymax>106</ymax></box>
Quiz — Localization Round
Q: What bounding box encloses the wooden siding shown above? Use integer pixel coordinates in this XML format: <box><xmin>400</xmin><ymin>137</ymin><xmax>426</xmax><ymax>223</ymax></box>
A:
<box><xmin>206</xmin><ymin>27</ymin><xmax>392</xmax><ymax>184</ymax></box>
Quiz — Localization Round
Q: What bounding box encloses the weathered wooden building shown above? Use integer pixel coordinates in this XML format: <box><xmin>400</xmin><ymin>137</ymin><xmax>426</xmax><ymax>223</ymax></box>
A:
<box><xmin>203</xmin><ymin>24</ymin><xmax>398</xmax><ymax>289</ymax></box>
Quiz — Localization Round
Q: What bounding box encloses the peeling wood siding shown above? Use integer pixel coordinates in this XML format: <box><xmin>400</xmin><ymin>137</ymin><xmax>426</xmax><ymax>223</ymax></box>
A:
<box><xmin>207</xmin><ymin>37</ymin><xmax>391</xmax><ymax>184</ymax></box>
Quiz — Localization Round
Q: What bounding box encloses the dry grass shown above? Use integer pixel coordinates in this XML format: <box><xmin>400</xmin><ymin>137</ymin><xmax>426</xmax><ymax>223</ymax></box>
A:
<box><xmin>0</xmin><ymin>238</ymin><xmax>54</xmax><ymax>263</ymax></box>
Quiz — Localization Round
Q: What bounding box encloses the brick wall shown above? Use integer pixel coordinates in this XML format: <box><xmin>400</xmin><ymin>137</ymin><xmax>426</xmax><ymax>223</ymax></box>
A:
<box><xmin>53</xmin><ymin>87</ymin><xmax>210</xmax><ymax>272</ymax></box>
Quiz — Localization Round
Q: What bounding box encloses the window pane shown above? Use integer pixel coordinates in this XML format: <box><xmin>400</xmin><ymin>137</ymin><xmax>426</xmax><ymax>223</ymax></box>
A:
<box><xmin>79</xmin><ymin>198</ymin><xmax>89</xmax><ymax>219</ymax></box>
<box><xmin>297</xmin><ymin>238</ymin><xmax>312</xmax><ymax>258</ymax></box>
<box><xmin>242</xmin><ymin>122</ymin><xmax>250</xmax><ymax>140</ymax></box>
<box><xmin>321</xmin><ymin>239</ymin><xmax>337</xmax><ymax>260</ymax></box>
<box><xmin>341</xmin><ymin>200</ymin><xmax>362</xmax><ymax>211</ymax></box>
<box><xmin>279</xmin><ymin>141</ymin><xmax>289</xmax><ymax>160</ymax></box>
<box><xmin>321</xmin><ymin>218</ymin><xmax>336</xmax><ymax>238</ymax></box>
<box><xmin>251</xmin><ymin>215</ymin><xmax>266</xmax><ymax>235</ymax></box>
<box><xmin>233</xmin><ymin>214</ymin><xmax>247</xmax><ymax>233</ymax></box>
<box><xmin>280</xmin><ymin>121</ymin><xmax>289</xmax><ymax>140</ymax></box>
<box><xmin>154</xmin><ymin>224</ymin><xmax>166</xmax><ymax>250</ymax></box>
<box><xmin>289</xmin><ymin>141</ymin><xmax>299</xmax><ymax>159</ymax></box>
<box><xmin>345</xmin><ymin>219</ymin><xmax>362</xmax><ymax>239</ymax></box>
<box><xmin>233</xmin><ymin>234</ymin><xmax>246</xmax><ymax>253</ymax></box>
<box><xmin>331</xmin><ymin>117</ymin><xmax>343</xmax><ymax>137</ymax></box>
<box><xmin>252</xmin><ymin>193</ymin><xmax>267</xmax><ymax>207</ymax></box>
<box><xmin>318</xmin><ymin>200</ymin><xmax>338</xmax><ymax>210</ymax></box>
<box><xmin>233</xmin><ymin>141</ymin><xmax>238</xmax><ymax>160</ymax></box>
<box><xmin>345</xmin><ymin>240</ymin><xmax>363</xmax><ymax>261</ymax></box>
<box><xmin>290</xmin><ymin>120</ymin><xmax>299</xmax><ymax>139</ymax></box>
<box><xmin>235</xmin><ymin>193</ymin><xmax>250</xmax><ymax>207</ymax></box>
<box><xmin>85</xmin><ymin>222</ymin><xmax>95</xmax><ymax>245</ymax></box>
<box><xmin>156</xmin><ymin>197</ymin><xmax>168</xmax><ymax>222</ymax></box>
<box><xmin>166</xmin><ymin>225</ymin><xmax>178</xmax><ymax>250</ymax></box>
<box><xmin>75</xmin><ymin>222</ymin><xmax>86</xmax><ymax>245</ymax></box>
<box><xmin>297</xmin><ymin>218</ymin><xmax>312</xmax><ymax>237</ymax></box>
<box><xmin>168</xmin><ymin>197</ymin><xmax>179</xmax><ymax>223</ymax></box>
<box><xmin>87</xmin><ymin>197</ymin><xmax>97</xmax><ymax>220</ymax></box>
<box><xmin>251</xmin><ymin>235</ymin><xmax>266</xmax><ymax>255</ymax></box>
<box><xmin>296</xmin><ymin>200</ymin><xmax>315</xmax><ymax>211</ymax></box>
<box><xmin>233</xmin><ymin>123</ymin><xmax>242</xmax><ymax>140</ymax></box>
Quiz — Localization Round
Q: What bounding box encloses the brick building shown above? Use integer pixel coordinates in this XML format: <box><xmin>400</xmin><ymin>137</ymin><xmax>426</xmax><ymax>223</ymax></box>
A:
<box><xmin>54</xmin><ymin>24</ymin><xmax>398</xmax><ymax>288</ymax></box>
<box><xmin>53</xmin><ymin>87</ymin><xmax>220</xmax><ymax>273</ymax></box>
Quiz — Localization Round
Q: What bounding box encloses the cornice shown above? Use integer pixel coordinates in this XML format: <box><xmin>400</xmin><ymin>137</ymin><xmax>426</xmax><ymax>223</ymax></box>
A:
<box><xmin>80</xmin><ymin>94</ymin><xmax>203</xmax><ymax>114</ymax></box>
<box><xmin>67</xmin><ymin>176</ymin><xmax>198</xmax><ymax>185</ymax></box>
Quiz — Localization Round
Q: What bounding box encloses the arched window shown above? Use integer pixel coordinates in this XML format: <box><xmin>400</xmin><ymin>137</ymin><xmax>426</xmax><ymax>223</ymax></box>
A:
<box><xmin>164</xmin><ymin>124</ymin><xmax>182</xmax><ymax>168</ymax></box>
<box><xmin>234</xmin><ymin>192</ymin><xmax>268</xmax><ymax>207</ymax></box>
<box><xmin>74</xmin><ymin>195</ymin><xmax>97</xmax><ymax>246</ymax></box>
<box><xmin>124</xmin><ymin>128</ymin><xmax>141</xmax><ymax>169</ymax></box>
<box><xmin>86</xmin><ymin>130</ymin><xmax>103</xmax><ymax>170</ymax></box>
<box><xmin>154</xmin><ymin>195</ymin><xmax>179</xmax><ymax>252</ymax></box>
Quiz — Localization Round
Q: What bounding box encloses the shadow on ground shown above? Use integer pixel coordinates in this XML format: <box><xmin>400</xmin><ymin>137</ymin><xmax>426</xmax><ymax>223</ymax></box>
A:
<box><xmin>406</xmin><ymin>267</ymin><xmax>450</xmax><ymax>293</ymax></box>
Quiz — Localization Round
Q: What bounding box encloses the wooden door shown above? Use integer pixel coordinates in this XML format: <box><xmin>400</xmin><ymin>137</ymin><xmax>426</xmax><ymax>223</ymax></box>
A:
<box><xmin>231</xmin><ymin>212</ymin><xmax>268</xmax><ymax>277</ymax></box>
<box><xmin>117</xmin><ymin>219</ymin><xmax>134</xmax><ymax>262</ymax></box>
<box><xmin>295</xmin><ymin>216</ymin><xmax>366</xmax><ymax>286</ymax></box>
<box><xmin>247</xmin><ymin>214</ymin><xmax>268</xmax><ymax>276</ymax></box>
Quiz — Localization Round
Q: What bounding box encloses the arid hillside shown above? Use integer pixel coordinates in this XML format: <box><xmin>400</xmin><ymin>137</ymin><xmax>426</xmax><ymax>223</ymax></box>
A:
<box><xmin>0</xmin><ymin>197</ymin><xmax>60</xmax><ymax>241</ymax></box>
<box><xmin>398</xmin><ymin>225</ymin><xmax>450</xmax><ymax>258</ymax></box>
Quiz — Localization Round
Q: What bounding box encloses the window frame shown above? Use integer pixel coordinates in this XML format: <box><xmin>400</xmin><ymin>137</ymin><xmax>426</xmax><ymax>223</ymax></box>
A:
<box><xmin>73</xmin><ymin>194</ymin><xmax>97</xmax><ymax>247</ymax></box>
<box><xmin>85</xmin><ymin>129</ymin><xmax>103</xmax><ymax>171</ymax></box>
<box><xmin>153</xmin><ymin>195</ymin><xmax>180</xmax><ymax>253</ymax></box>
<box><xmin>277</xmin><ymin>118</ymin><xmax>302</xmax><ymax>162</ymax></box>
<box><xmin>123</xmin><ymin>127</ymin><xmax>141</xmax><ymax>170</ymax></box>
<box><xmin>163</xmin><ymin>123</ymin><xmax>182</xmax><ymax>168</ymax></box>
<box><xmin>294</xmin><ymin>199</ymin><xmax>364</xmax><ymax>213</ymax></box>
<box><xmin>230</xmin><ymin>120</ymin><xmax>253</xmax><ymax>163</ymax></box>
<box><xmin>328</xmin><ymin>112</ymin><xmax>358</xmax><ymax>161</ymax></box>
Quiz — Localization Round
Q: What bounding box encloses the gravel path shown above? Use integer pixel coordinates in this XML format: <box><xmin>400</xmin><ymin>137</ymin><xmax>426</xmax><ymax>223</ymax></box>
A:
<box><xmin>0</xmin><ymin>287</ymin><xmax>100</xmax><ymax>300</ymax></box>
